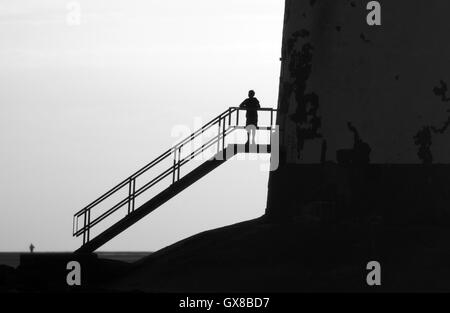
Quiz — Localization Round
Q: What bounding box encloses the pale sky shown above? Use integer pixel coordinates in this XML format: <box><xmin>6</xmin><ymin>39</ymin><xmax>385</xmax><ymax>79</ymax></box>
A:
<box><xmin>0</xmin><ymin>0</ymin><xmax>284</xmax><ymax>251</ymax></box>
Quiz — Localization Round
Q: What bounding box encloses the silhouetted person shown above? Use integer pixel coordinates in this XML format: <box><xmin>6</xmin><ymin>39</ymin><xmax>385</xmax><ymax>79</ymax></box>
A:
<box><xmin>239</xmin><ymin>90</ymin><xmax>261</xmax><ymax>144</ymax></box>
<box><xmin>29</xmin><ymin>243</ymin><xmax>35</xmax><ymax>253</ymax></box>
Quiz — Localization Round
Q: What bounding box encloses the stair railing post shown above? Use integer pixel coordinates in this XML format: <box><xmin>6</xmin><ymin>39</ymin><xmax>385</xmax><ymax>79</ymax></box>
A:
<box><xmin>172</xmin><ymin>149</ymin><xmax>177</xmax><ymax>184</ymax></box>
<box><xmin>128</xmin><ymin>178</ymin><xmax>132</xmax><ymax>214</ymax></box>
<box><xmin>217</xmin><ymin>118</ymin><xmax>221</xmax><ymax>154</ymax></box>
<box><xmin>128</xmin><ymin>177</ymin><xmax>136</xmax><ymax>214</ymax></box>
<box><xmin>270</xmin><ymin>109</ymin><xmax>274</xmax><ymax>127</ymax></box>
<box><xmin>222</xmin><ymin>117</ymin><xmax>226</xmax><ymax>152</ymax></box>
<box><xmin>73</xmin><ymin>216</ymin><xmax>76</xmax><ymax>237</ymax></box>
<box><xmin>87</xmin><ymin>208</ymin><xmax>91</xmax><ymax>243</ymax></box>
<box><xmin>270</xmin><ymin>125</ymin><xmax>272</xmax><ymax>147</ymax></box>
<box><xmin>131</xmin><ymin>178</ymin><xmax>136</xmax><ymax>212</ymax></box>
<box><xmin>82</xmin><ymin>211</ymin><xmax>87</xmax><ymax>245</ymax></box>
<box><xmin>177</xmin><ymin>146</ymin><xmax>181</xmax><ymax>181</ymax></box>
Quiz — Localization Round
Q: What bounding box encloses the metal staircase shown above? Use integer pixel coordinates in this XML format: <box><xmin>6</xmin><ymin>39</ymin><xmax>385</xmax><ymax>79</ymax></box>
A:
<box><xmin>73</xmin><ymin>107</ymin><xmax>277</xmax><ymax>253</ymax></box>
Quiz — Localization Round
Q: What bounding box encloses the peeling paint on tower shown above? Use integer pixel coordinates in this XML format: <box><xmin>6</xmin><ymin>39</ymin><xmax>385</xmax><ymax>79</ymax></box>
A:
<box><xmin>277</xmin><ymin>0</ymin><xmax>450</xmax><ymax>164</ymax></box>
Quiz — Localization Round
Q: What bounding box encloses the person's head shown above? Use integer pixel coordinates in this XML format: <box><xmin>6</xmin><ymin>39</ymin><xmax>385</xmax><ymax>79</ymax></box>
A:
<box><xmin>248</xmin><ymin>90</ymin><xmax>255</xmax><ymax>98</ymax></box>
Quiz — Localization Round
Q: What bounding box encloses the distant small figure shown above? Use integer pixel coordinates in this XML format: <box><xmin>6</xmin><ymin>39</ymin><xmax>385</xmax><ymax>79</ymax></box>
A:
<box><xmin>29</xmin><ymin>243</ymin><xmax>35</xmax><ymax>253</ymax></box>
<box><xmin>239</xmin><ymin>90</ymin><xmax>261</xmax><ymax>144</ymax></box>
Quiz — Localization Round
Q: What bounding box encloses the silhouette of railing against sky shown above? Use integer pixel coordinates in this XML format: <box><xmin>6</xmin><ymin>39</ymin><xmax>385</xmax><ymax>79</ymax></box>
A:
<box><xmin>73</xmin><ymin>107</ymin><xmax>277</xmax><ymax>253</ymax></box>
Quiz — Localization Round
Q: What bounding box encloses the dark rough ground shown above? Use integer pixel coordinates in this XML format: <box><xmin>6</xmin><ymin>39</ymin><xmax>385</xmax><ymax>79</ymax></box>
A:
<box><xmin>107</xmin><ymin>216</ymin><xmax>450</xmax><ymax>292</ymax></box>
<box><xmin>0</xmin><ymin>253</ymin><xmax>132</xmax><ymax>292</ymax></box>
<box><xmin>2</xmin><ymin>215</ymin><xmax>450</xmax><ymax>292</ymax></box>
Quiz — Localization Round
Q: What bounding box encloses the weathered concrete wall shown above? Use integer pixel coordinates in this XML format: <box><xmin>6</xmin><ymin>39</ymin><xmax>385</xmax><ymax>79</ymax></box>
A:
<box><xmin>267</xmin><ymin>163</ymin><xmax>450</xmax><ymax>222</ymax></box>
<box><xmin>277</xmin><ymin>0</ymin><xmax>450</xmax><ymax>164</ymax></box>
<box><xmin>267</xmin><ymin>1</ymin><xmax>450</xmax><ymax>219</ymax></box>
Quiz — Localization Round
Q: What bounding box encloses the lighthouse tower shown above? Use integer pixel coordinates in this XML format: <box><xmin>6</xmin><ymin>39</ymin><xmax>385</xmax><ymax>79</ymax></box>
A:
<box><xmin>267</xmin><ymin>0</ymin><xmax>450</xmax><ymax>221</ymax></box>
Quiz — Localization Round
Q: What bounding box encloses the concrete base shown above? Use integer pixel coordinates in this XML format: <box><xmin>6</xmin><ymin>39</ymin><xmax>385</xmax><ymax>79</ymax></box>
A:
<box><xmin>11</xmin><ymin>253</ymin><xmax>130</xmax><ymax>292</ymax></box>
<box><xmin>267</xmin><ymin>164</ymin><xmax>450</xmax><ymax>226</ymax></box>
